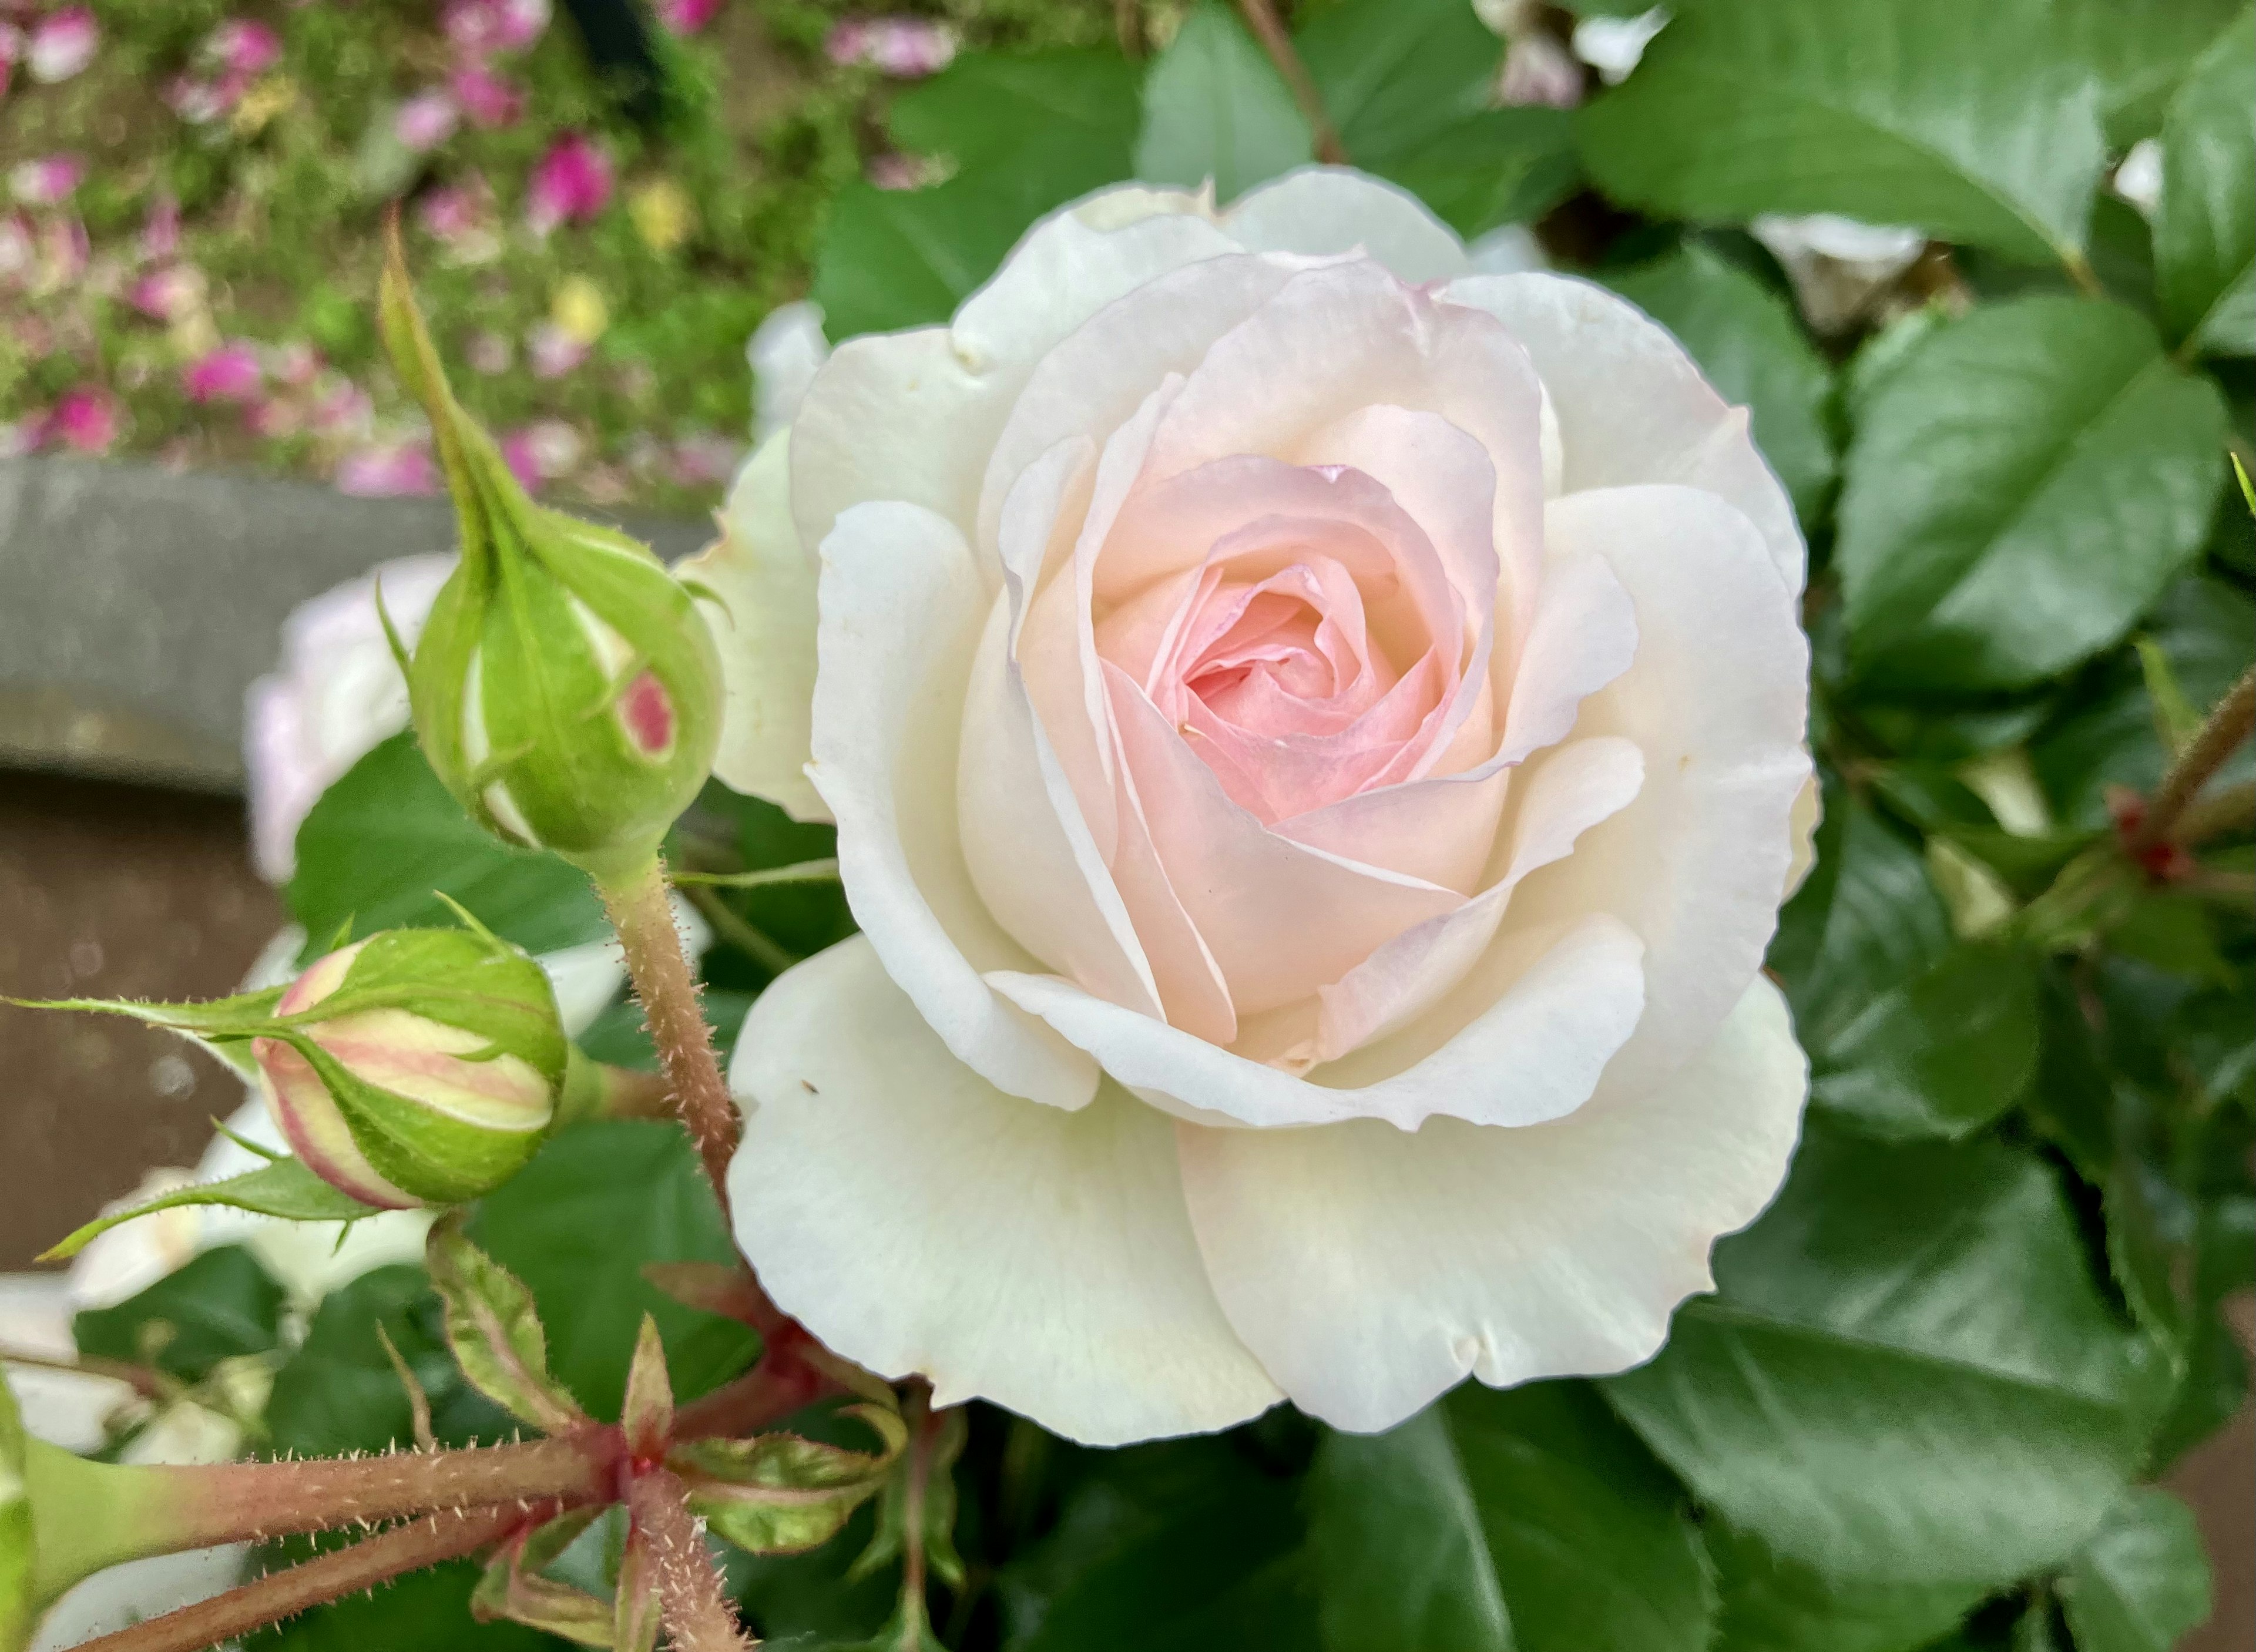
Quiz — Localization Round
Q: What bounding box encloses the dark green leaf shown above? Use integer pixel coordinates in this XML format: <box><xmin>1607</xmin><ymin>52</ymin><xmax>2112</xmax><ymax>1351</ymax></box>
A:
<box><xmin>288</xmin><ymin>732</ymin><xmax>607</xmax><ymax>959</ymax></box>
<box><xmin>42</xmin><ymin>1158</ymin><xmax>383</xmax><ymax>1262</ymax></box>
<box><xmin>1295</xmin><ymin>0</ymin><xmax>1500</xmax><ymax>165</ymax></box>
<box><xmin>1606</xmin><ymin>241</ymin><xmax>1838</xmax><ymax>524</ymax></box>
<box><xmin>1309</xmin><ymin>1384</ymin><xmax>1713</xmax><ymax>1652</ymax></box>
<box><xmin>888</xmin><ymin>50</ymin><xmax>1141</xmax><ymax>176</ymax></box>
<box><xmin>1577</xmin><ymin>0</ymin><xmax>2106</xmax><ymax>265</ymax></box>
<box><xmin>1838</xmin><ymin>297</ymin><xmax>2228</xmax><ymax>691</ymax></box>
<box><xmin>2062</xmin><ymin>0</ymin><xmax>2250</xmax><ymax>145</ymax></box>
<box><xmin>1133</xmin><ymin>4</ymin><xmax>1312</xmax><ymax>204</ymax></box>
<box><xmin>2155</xmin><ymin>9</ymin><xmax>2255</xmax><ymax>357</ymax></box>
<box><xmin>2059</xmin><ymin>1489</ymin><xmax>2214</xmax><ymax>1652</ymax></box>
<box><xmin>265</xmin><ymin>1266</ymin><xmax>517</xmax><ymax>1458</ymax></box>
<box><xmin>73</xmin><ymin>1246</ymin><xmax>285</xmax><ymax>1383</ymax></box>
<box><xmin>1374</xmin><ymin>108</ymin><xmax>1579</xmax><ymax>240</ymax></box>
<box><xmin>1606</xmin><ymin>1128</ymin><xmax>2168</xmax><ymax>1587</ymax></box>
<box><xmin>1705</xmin><ymin>1520</ymin><xmax>1983</xmax><ymax>1652</ymax></box>
<box><xmin>1000</xmin><ymin>1442</ymin><xmax>1315</xmax><ymax>1651</ymax></box>
<box><xmin>244</xmin><ymin>1554</ymin><xmax>563</xmax><ymax>1651</ymax></box>
<box><xmin>1811</xmin><ymin>941</ymin><xmax>2040</xmax><ymax>1140</ymax></box>
<box><xmin>468</xmin><ymin>1121</ymin><xmax>758</xmax><ymax>1419</ymax></box>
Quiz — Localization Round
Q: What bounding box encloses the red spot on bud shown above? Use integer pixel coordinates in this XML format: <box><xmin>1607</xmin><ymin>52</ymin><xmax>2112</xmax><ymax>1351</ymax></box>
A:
<box><xmin>620</xmin><ymin>669</ymin><xmax>675</xmax><ymax>756</ymax></box>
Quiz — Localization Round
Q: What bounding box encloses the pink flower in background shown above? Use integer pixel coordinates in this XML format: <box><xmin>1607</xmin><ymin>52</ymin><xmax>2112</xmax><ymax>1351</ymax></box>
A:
<box><xmin>308</xmin><ymin>375</ymin><xmax>374</xmax><ymax>440</ymax></box>
<box><xmin>246</xmin><ymin>395</ymin><xmax>304</xmax><ymax>439</ymax></box>
<box><xmin>335</xmin><ymin>439</ymin><xmax>438</xmax><ymax>498</ymax></box>
<box><xmin>0</xmin><ymin>213</ymin><xmax>32</xmax><ymax>285</ymax></box>
<box><xmin>865</xmin><ymin>152</ymin><xmax>939</xmax><ymax>191</ymax></box>
<box><xmin>244</xmin><ymin>554</ymin><xmax>456</xmax><ymax>879</ymax></box>
<box><xmin>655</xmin><ymin>0</ymin><xmax>724</xmax><ymax>35</ymax></box>
<box><xmin>525</xmin><ymin>320</ymin><xmax>587</xmax><ymax>378</ymax></box>
<box><xmin>825</xmin><ymin>15</ymin><xmax>956</xmax><ymax>77</ymax></box>
<box><xmin>449</xmin><ymin>62</ymin><xmax>522</xmax><ymax>127</ymax></box>
<box><xmin>183</xmin><ymin>341</ymin><xmax>266</xmax><ymax>404</ymax></box>
<box><xmin>49</xmin><ymin>385</ymin><xmax>117</xmax><ymax>453</ymax></box>
<box><xmin>465</xmin><ymin>328</ymin><xmax>513</xmax><ymax>374</ymax></box>
<box><xmin>395</xmin><ymin>88</ymin><xmax>460</xmax><ymax>151</ymax></box>
<box><xmin>129</xmin><ymin>264</ymin><xmax>204</xmax><ymax>321</ymax></box>
<box><xmin>140</xmin><ymin>191</ymin><xmax>181</xmax><ymax>261</ymax></box>
<box><xmin>26</xmin><ymin>5</ymin><xmax>96</xmax><ymax>83</ymax></box>
<box><xmin>500</xmin><ymin>418</ymin><xmax>583</xmax><ymax>491</ymax></box>
<box><xmin>211</xmin><ymin>17</ymin><xmax>281</xmax><ymax>78</ymax></box>
<box><xmin>415</xmin><ymin>173</ymin><xmax>501</xmax><ymax>263</ymax></box>
<box><xmin>669</xmin><ymin>429</ymin><xmax>741</xmax><ymax>488</ymax></box>
<box><xmin>9</xmin><ymin>153</ymin><xmax>83</xmax><ymax>204</ymax></box>
<box><xmin>525</xmin><ymin>132</ymin><xmax>612</xmax><ymax>233</ymax></box>
<box><xmin>35</xmin><ymin>211</ymin><xmax>86</xmax><ymax>287</ymax></box>
<box><xmin>0</xmin><ymin>25</ymin><xmax>22</xmax><ymax>100</ymax></box>
<box><xmin>443</xmin><ymin>0</ymin><xmax>550</xmax><ymax>56</ymax></box>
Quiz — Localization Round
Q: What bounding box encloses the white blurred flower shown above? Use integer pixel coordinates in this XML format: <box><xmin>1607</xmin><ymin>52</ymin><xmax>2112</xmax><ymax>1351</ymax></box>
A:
<box><xmin>1751</xmin><ymin>213</ymin><xmax>1927</xmax><ymax>333</ymax></box>
<box><xmin>747</xmin><ymin>300</ymin><xmax>829</xmax><ymax>442</ymax></box>
<box><xmin>242</xmin><ymin>553</ymin><xmax>454</xmax><ymax>881</ymax></box>
<box><xmin>1572</xmin><ymin>7</ymin><xmax>1667</xmax><ymax>84</ymax></box>
<box><xmin>2113</xmin><ymin>139</ymin><xmax>2163</xmax><ymax>218</ymax></box>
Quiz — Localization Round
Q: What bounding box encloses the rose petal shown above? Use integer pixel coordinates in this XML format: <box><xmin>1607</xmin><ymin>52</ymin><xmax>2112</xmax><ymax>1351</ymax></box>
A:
<box><xmin>676</xmin><ymin>432</ymin><xmax>828</xmax><ymax>821</ymax></box>
<box><xmin>810</xmin><ymin>499</ymin><xmax>1098</xmax><ymax>1111</ymax></box>
<box><xmin>1175</xmin><ymin>976</ymin><xmax>1807</xmax><ymax>1431</ymax></box>
<box><xmin>1445</xmin><ymin>271</ymin><xmax>1807</xmax><ymax>592</ymax></box>
<box><xmin>1218</xmin><ymin>166</ymin><xmax>1469</xmax><ymax>282</ymax></box>
<box><xmin>1500</xmin><ymin>485</ymin><xmax>1811</xmax><ymax>1093</ymax></box>
<box><xmin>728</xmin><ymin>934</ymin><xmax>1282</xmax><ymax>1445</ymax></box>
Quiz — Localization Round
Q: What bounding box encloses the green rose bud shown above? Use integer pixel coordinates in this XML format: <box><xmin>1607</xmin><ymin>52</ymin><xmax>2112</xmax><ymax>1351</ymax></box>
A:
<box><xmin>378</xmin><ymin>224</ymin><xmax>723</xmax><ymax>882</ymax></box>
<box><xmin>251</xmin><ymin>927</ymin><xmax>568</xmax><ymax>1208</ymax></box>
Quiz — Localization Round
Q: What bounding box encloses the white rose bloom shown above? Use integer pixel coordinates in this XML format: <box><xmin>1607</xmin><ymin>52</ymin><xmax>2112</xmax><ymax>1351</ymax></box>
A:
<box><xmin>684</xmin><ymin>168</ymin><xmax>1813</xmax><ymax>1444</ymax></box>
<box><xmin>747</xmin><ymin>300</ymin><xmax>831</xmax><ymax>442</ymax></box>
<box><xmin>1572</xmin><ymin>7</ymin><xmax>1668</xmax><ymax>84</ymax></box>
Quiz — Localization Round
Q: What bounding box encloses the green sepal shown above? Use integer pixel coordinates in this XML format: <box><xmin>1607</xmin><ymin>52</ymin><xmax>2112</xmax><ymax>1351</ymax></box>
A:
<box><xmin>7</xmin><ymin>987</ymin><xmax>288</xmax><ymax>1072</ymax></box>
<box><xmin>425</xmin><ymin>1213</ymin><xmax>588</xmax><ymax>1433</ymax></box>
<box><xmin>38</xmin><ymin>1157</ymin><xmax>385</xmax><ymax>1262</ymax></box>
<box><xmin>671</xmin><ymin>1402</ymin><xmax>908</xmax><ymax>1556</ymax></box>
<box><xmin>620</xmin><ymin>1315</ymin><xmax>674</xmax><ymax>1462</ymax></box>
<box><xmin>470</xmin><ymin>1509</ymin><xmax>613</xmax><ymax>1648</ymax></box>
<box><xmin>852</xmin><ymin>1407</ymin><xmax>968</xmax><ymax>1590</ymax></box>
<box><xmin>324</xmin><ymin>926</ymin><xmax>569</xmax><ymax>1083</ymax></box>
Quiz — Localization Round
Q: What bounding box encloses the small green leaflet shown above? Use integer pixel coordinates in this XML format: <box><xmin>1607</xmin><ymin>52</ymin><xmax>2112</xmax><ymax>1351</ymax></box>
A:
<box><xmin>2059</xmin><ymin>1489</ymin><xmax>2214</xmax><ymax>1652</ymax></box>
<box><xmin>674</xmin><ymin>1402</ymin><xmax>908</xmax><ymax>1557</ymax></box>
<box><xmin>2154</xmin><ymin>8</ymin><xmax>2255</xmax><ymax>357</ymax></box>
<box><xmin>425</xmin><ymin>1213</ymin><xmax>588</xmax><ymax>1434</ymax></box>
<box><xmin>41</xmin><ymin>1156</ymin><xmax>384</xmax><ymax>1261</ymax></box>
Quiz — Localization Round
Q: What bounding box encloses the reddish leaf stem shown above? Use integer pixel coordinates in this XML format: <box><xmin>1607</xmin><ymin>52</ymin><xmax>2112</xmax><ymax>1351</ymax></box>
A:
<box><xmin>1236</xmin><ymin>0</ymin><xmax>1348</xmax><ymax>164</ymax></box>
<box><xmin>596</xmin><ymin>852</ymin><xmax>743</xmax><ymax>1210</ymax></box>
<box><xmin>66</xmin><ymin>1503</ymin><xmax>552</xmax><ymax>1652</ymax></box>
<box><xmin>672</xmin><ymin>1331</ymin><xmax>840</xmax><ymax>1441</ymax></box>
<box><xmin>2130</xmin><ymin>664</ymin><xmax>2256</xmax><ymax>855</ymax></box>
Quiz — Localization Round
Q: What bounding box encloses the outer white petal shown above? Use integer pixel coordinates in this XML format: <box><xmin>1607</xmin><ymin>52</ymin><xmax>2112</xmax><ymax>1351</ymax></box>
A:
<box><xmin>791</xmin><ymin>208</ymin><xmax>1242</xmax><ymax>562</ymax></box>
<box><xmin>989</xmin><ymin>912</ymin><xmax>1645</xmax><ymax>1131</ymax></box>
<box><xmin>727</xmin><ymin>936</ymin><xmax>1282</xmax><ymax>1445</ymax></box>
<box><xmin>677</xmin><ymin>431</ymin><xmax>828</xmax><ymax>822</ymax></box>
<box><xmin>1218</xmin><ymin>166</ymin><xmax>1469</xmax><ymax>281</ymax></box>
<box><xmin>1445</xmin><ymin>271</ymin><xmax>1807</xmax><ymax>592</ymax></box>
<box><xmin>810</xmin><ymin>501</ymin><xmax>1097</xmax><ymax>1111</ymax></box>
<box><xmin>1176</xmin><ymin>977</ymin><xmax>1808</xmax><ymax>1433</ymax></box>
<box><xmin>1503</xmin><ymin>486</ymin><xmax>1811</xmax><ymax>1094</ymax></box>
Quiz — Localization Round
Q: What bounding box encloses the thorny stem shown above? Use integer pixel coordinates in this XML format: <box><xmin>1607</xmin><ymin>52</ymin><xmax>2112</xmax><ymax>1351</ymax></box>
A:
<box><xmin>2130</xmin><ymin>665</ymin><xmax>2256</xmax><ymax>856</ymax></box>
<box><xmin>68</xmin><ymin>1503</ymin><xmax>553</xmax><ymax>1652</ymax></box>
<box><xmin>133</xmin><ymin>1432</ymin><xmax>619</xmax><ymax>1556</ymax></box>
<box><xmin>1236</xmin><ymin>0</ymin><xmax>1348</xmax><ymax>164</ymax></box>
<box><xmin>596</xmin><ymin>852</ymin><xmax>744</xmax><ymax>1207</ymax></box>
<box><xmin>2178</xmin><ymin>779</ymin><xmax>2256</xmax><ymax>846</ymax></box>
<box><xmin>628</xmin><ymin>1469</ymin><xmax>758</xmax><ymax>1651</ymax></box>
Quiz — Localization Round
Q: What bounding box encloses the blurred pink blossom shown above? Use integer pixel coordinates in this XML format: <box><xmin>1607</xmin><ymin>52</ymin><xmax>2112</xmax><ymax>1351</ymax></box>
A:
<box><xmin>140</xmin><ymin>191</ymin><xmax>181</xmax><ymax>261</ymax></box>
<box><xmin>268</xmin><ymin>340</ymin><xmax>321</xmax><ymax>387</ymax></box>
<box><xmin>395</xmin><ymin>89</ymin><xmax>460</xmax><ymax>151</ymax></box>
<box><xmin>0</xmin><ymin>25</ymin><xmax>21</xmax><ymax>100</ymax></box>
<box><xmin>525</xmin><ymin>132</ymin><xmax>612</xmax><ymax>233</ymax></box>
<box><xmin>308</xmin><ymin>375</ymin><xmax>374</xmax><ymax>440</ymax></box>
<box><xmin>0</xmin><ymin>213</ymin><xmax>32</xmax><ymax>285</ymax></box>
<box><xmin>26</xmin><ymin>5</ymin><xmax>96</xmax><ymax>83</ymax></box>
<box><xmin>35</xmin><ymin>212</ymin><xmax>86</xmax><ymax>287</ymax></box>
<box><xmin>449</xmin><ymin>62</ymin><xmax>522</xmax><ymax>127</ymax></box>
<box><xmin>655</xmin><ymin>0</ymin><xmax>724</xmax><ymax>35</ymax></box>
<box><xmin>335</xmin><ymin>440</ymin><xmax>438</xmax><ymax>497</ymax></box>
<box><xmin>500</xmin><ymin>419</ymin><xmax>582</xmax><ymax>490</ymax></box>
<box><xmin>670</xmin><ymin>430</ymin><xmax>741</xmax><ymax>488</ymax></box>
<box><xmin>9</xmin><ymin>153</ymin><xmax>83</xmax><ymax>204</ymax></box>
<box><xmin>211</xmin><ymin>17</ymin><xmax>281</xmax><ymax>77</ymax></box>
<box><xmin>50</xmin><ymin>386</ymin><xmax>118</xmax><ymax>454</ymax></box>
<box><xmin>245</xmin><ymin>395</ymin><xmax>303</xmax><ymax>439</ymax></box>
<box><xmin>443</xmin><ymin>0</ymin><xmax>549</xmax><ymax>56</ymax></box>
<box><xmin>169</xmin><ymin>18</ymin><xmax>282</xmax><ymax>123</ymax></box>
<box><xmin>184</xmin><ymin>341</ymin><xmax>266</xmax><ymax>404</ymax></box>
<box><xmin>525</xmin><ymin>320</ymin><xmax>587</xmax><ymax>378</ymax></box>
<box><xmin>129</xmin><ymin>263</ymin><xmax>203</xmax><ymax>321</ymax></box>
<box><xmin>825</xmin><ymin>15</ymin><xmax>956</xmax><ymax>77</ymax></box>
<box><xmin>866</xmin><ymin>151</ymin><xmax>940</xmax><ymax>190</ymax></box>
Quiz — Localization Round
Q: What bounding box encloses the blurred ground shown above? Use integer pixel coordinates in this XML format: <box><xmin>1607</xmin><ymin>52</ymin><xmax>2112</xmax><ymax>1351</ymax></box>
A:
<box><xmin>0</xmin><ymin>771</ymin><xmax>2247</xmax><ymax>1643</ymax></box>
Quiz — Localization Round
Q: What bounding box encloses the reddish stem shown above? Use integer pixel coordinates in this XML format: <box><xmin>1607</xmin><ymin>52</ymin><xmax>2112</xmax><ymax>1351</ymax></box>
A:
<box><xmin>66</xmin><ymin>1503</ymin><xmax>552</xmax><ymax>1652</ymax></box>
<box><xmin>597</xmin><ymin>853</ymin><xmax>742</xmax><ymax>1209</ymax></box>
<box><xmin>673</xmin><ymin>1331</ymin><xmax>840</xmax><ymax>1441</ymax></box>
<box><xmin>629</xmin><ymin>1469</ymin><xmax>757</xmax><ymax>1651</ymax></box>
<box><xmin>145</xmin><ymin>1431</ymin><xmax>617</xmax><ymax>1553</ymax></box>
<box><xmin>1237</xmin><ymin>0</ymin><xmax>1348</xmax><ymax>163</ymax></box>
<box><xmin>2130</xmin><ymin>665</ymin><xmax>2256</xmax><ymax>855</ymax></box>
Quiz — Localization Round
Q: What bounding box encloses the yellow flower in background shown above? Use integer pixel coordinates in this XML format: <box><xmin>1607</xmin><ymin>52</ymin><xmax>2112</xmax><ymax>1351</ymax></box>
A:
<box><xmin>550</xmin><ymin>276</ymin><xmax>610</xmax><ymax>345</ymax></box>
<box><xmin>230</xmin><ymin>73</ymin><xmax>299</xmax><ymax>137</ymax></box>
<box><xmin>628</xmin><ymin>178</ymin><xmax>697</xmax><ymax>254</ymax></box>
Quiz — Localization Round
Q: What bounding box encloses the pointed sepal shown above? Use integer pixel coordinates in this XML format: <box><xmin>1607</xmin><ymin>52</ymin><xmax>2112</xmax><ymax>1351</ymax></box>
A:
<box><xmin>425</xmin><ymin>1213</ymin><xmax>588</xmax><ymax>1434</ymax></box>
<box><xmin>670</xmin><ymin>1401</ymin><xmax>907</xmax><ymax>1557</ymax></box>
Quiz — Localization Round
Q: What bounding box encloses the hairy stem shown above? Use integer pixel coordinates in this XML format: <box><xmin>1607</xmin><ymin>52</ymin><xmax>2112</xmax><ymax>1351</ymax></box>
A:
<box><xmin>595</xmin><ymin>852</ymin><xmax>743</xmax><ymax>1206</ymax></box>
<box><xmin>1237</xmin><ymin>0</ymin><xmax>1347</xmax><ymax>163</ymax></box>
<box><xmin>629</xmin><ymin>1469</ymin><xmax>757</xmax><ymax>1651</ymax></box>
<box><xmin>672</xmin><ymin>1333</ymin><xmax>840</xmax><ymax>1441</ymax></box>
<box><xmin>2131</xmin><ymin>665</ymin><xmax>2256</xmax><ymax>855</ymax></box>
<box><xmin>66</xmin><ymin>1503</ymin><xmax>550</xmax><ymax>1652</ymax></box>
<box><xmin>2178</xmin><ymin>778</ymin><xmax>2256</xmax><ymax>845</ymax></box>
<box><xmin>900</xmin><ymin>1388</ymin><xmax>937</xmax><ymax>1611</ymax></box>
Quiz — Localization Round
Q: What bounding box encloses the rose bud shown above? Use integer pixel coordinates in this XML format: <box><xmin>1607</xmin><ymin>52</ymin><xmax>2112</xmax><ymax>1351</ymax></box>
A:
<box><xmin>377</xmin><ymin>222</ymin><xmax>721</xmax><ymax>882</ymax></box>
<box><xmin>251</xmin><ymin>926</ymin><xmax>568</xmax><ymax>1208</ymax></box>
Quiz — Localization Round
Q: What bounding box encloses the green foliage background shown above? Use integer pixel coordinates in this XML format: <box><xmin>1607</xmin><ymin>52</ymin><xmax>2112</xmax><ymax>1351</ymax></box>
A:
<box><xmin>63</xmin><ymin>1</ymin><xmax>2255</xmax><ymax>1648</ymax></box>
